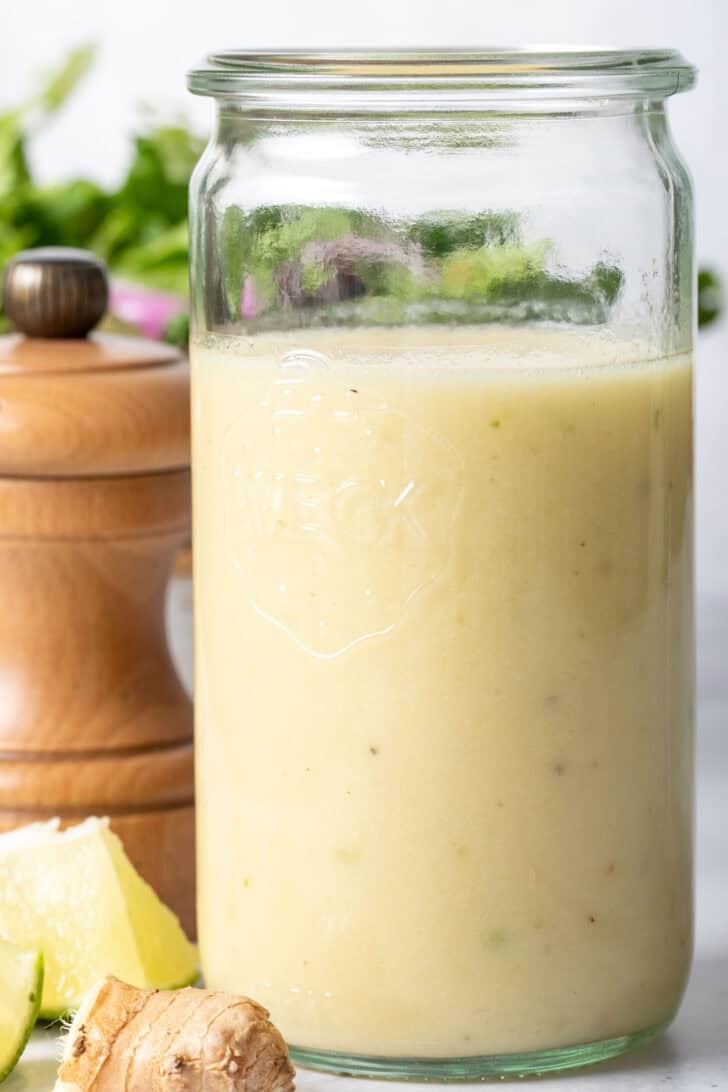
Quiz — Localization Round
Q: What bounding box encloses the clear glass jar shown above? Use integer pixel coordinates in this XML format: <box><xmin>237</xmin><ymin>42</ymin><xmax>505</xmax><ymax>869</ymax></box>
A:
<box><xmin>187</xmin><ymin>50</ymin><xmax>696</xmax><ymax>1079</ymax></box>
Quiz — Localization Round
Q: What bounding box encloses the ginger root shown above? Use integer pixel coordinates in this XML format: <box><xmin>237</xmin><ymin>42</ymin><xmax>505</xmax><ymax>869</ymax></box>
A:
<box><xmin>55</xmin><ymin>976</ymin><xmax>295</xmax><ymax>1092</ymax></box>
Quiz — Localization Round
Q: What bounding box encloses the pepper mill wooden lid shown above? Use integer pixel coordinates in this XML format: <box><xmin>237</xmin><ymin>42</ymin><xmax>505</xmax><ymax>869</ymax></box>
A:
<box><xmin>1</xmin><ymin>248</ymin><xmax>189</xmax><ymax>476</ymax></box>
<box><xmin>0</xmin><ymin>247</ymin><xmax>195</xmax><ymax>935</ymax></box>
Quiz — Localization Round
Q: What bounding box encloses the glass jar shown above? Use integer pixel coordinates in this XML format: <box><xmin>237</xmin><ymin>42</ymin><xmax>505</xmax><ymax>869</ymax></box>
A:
<box><xmin>187</xmin><ymin>50</ymin><xmax>696</xmax><ymax>1080</ymax></box>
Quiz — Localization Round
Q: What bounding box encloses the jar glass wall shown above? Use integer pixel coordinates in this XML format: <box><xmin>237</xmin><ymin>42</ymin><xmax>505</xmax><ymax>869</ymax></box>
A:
<box><xmin>187</xmin><ymin>50</ymin><xmax>696</xmax><ymax>1079</ymax></box>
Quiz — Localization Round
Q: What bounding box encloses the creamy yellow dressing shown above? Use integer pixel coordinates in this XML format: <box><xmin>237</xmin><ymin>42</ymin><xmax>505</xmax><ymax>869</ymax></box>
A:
<box><xmin>192</xmin><ymin>326</ymin><xmax>693</xmax><ymax>1057</ymax></box>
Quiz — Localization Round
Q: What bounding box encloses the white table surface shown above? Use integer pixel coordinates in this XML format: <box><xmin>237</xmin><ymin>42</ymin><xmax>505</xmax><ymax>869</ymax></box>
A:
<box><xmin>9</xmin><ymin>599</ymin><xmax>728</xmax><ymax>1092</ymax></box>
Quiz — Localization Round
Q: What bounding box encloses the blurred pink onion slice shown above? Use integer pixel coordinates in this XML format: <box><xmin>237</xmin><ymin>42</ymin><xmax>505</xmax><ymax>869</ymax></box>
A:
<box><xmin>110</xmin><ymin>280</ymin><xmax>186</xmax><ymax>340</ymax></box>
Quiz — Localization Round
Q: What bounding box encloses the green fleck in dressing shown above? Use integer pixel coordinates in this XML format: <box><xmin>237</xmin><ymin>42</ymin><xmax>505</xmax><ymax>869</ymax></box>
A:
<box><xmin>336</xmin><ymin>846</ymin><xmax>361</xmax><ymax>864</ymax></box>
<box><xmin>483</xmin><ymin>927</ymin><xmax>509</xmax><ymax>948</ymax></box>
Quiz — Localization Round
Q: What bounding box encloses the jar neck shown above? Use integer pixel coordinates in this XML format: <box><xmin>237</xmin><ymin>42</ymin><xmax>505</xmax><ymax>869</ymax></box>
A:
<box><xmin>212</xmin><ymin>99</ymin><xmax>673</xmax><ymax>156</ymax></box>
<box><xmin>217</xmin><ymin>96</ymin><xmax>675</xmax><ymax>132</ymax></box>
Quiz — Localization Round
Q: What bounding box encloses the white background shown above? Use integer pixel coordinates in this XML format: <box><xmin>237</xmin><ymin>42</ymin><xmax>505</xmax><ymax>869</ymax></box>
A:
<box><xmin>1</xmin><ymin>0</ymin><xmax>727</xmax><ymax>602</ymax></box>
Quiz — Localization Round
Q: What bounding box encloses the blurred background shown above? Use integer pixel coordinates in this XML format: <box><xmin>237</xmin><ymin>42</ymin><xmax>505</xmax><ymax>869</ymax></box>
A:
<box><xmin>1</xmin><ymin>0</ymin><xmax>725</xmax><ymax>613</ymax></box>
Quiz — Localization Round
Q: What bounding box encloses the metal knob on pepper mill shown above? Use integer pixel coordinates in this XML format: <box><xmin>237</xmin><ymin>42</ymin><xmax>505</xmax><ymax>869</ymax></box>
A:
<box><xmin>2</xmin><ymin>248</ymin><xmax>109</xmax><ymax>338</ymax></box>
<box><xmin>0</xmin><ymin>247</ymin><xmax>195</xmax><ymax>935</ymax></box>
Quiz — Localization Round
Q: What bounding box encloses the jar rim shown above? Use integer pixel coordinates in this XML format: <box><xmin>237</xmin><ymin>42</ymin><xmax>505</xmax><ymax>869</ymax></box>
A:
<box><xmin>187</xmin><ymin>47</ymin><xmax>697</xmax><ymax>105</ymax></box>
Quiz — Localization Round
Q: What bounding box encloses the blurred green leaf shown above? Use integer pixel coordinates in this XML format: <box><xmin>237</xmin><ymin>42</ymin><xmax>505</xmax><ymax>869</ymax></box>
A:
<box><xmin>113</xmin><ymin>221</ymin><xmax>190</xmax><ymax>295</ymax></box>
<box><xmin>0</xmin><ymin>45</ymin><xmax>203</xmax><ymax>328</ymax></box>
<box><xmin>117</xmin><ymin>128</ymin><xmax>199</xmax><ymax>225</ymax></box>
<box><xmin>698</xmin><ymin>268</ymin><xmax>723</xmax><ymax>329</ymax></box>
<box><xmin>408</xmin><ymin>211</ymin><xmax>521</xmax><ymax>256</ymax></box>
<box><xmin>0</xmin><ymin>117</ymin><xmax>32</xmax><ymax>200</ymax></box>
<box><xmin>163</xmin><ymin>311</ymin><xmax>190</xmax><ymax>349</ymax></box>
<box><xmin>34</xmin><ymin>44</ymin><xmax>97</xmax><ymax>120</ymax></box>
<box><xmin>440</xmin><ymin>241</ymin><xmax>550</xmax><ymax>300</ymax></box>
<box><xmin>11</xmin><ymin>179</ymin><xmax>110</xmax><ymax>246</ymax></box>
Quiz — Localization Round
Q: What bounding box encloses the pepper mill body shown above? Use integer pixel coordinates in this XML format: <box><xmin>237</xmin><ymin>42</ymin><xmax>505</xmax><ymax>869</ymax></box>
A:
<box><xmin>0</xmin><ymin>250</ymin><xmax>195</xmax><ymax>934</ymax></box>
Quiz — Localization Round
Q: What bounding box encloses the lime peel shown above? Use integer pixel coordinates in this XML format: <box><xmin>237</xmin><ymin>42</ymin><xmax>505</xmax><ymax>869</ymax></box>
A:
<box><xmin>0</xmin><ymin>939</ymin><xmax>44</xmax><ymax>1084</ymax></box>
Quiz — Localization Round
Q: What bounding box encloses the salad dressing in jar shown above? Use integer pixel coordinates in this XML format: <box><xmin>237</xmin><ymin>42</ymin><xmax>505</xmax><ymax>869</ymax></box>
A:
<box><xmin>187</xmin><ymin>50</ymin><xmax>696</xmax><ymax>1079</ymax></box>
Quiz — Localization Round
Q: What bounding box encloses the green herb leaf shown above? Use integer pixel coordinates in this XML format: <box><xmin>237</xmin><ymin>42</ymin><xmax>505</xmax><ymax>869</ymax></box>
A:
<box><xmin>698</xmin><ymin>268</ymin><xmax>723</xmax><ymax>329</ymax></box>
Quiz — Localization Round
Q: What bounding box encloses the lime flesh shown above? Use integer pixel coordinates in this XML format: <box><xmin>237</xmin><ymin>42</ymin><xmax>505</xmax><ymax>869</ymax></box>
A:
<box><xmin>0</xmin><ymin>939</ymin><xmax>43</xmax><ymax>1083</ymax></box>
<box><xmin>0</xmin><ymin>819</ymin><xmax>197</xmax><ymax>1018</ymax></box>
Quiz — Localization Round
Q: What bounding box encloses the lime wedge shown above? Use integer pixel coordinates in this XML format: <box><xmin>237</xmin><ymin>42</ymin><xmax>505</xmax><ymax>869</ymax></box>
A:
<box><xmin>0</xmin><ymin>939</ymin><xmax>43</xmax><ymax>1083</ymax></box>
<box><xmin>0</xmin><ymin>818</ymin><xmax>197</xmax><ymax>1018</ymax></box>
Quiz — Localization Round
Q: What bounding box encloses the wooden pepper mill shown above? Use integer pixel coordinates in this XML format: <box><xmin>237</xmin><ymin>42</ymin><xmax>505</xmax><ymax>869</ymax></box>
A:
<box><xmin>0</xmin><ymin>248</ymin><xmax>195</xmax><ymax>935</ymax></box>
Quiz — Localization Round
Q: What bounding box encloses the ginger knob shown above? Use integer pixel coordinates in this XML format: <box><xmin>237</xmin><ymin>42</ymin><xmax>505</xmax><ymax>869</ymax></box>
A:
<box><xmin>55</xmin><ymin>976</ymin><xmax>296</xmax><ymax>1092</ymax></box>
